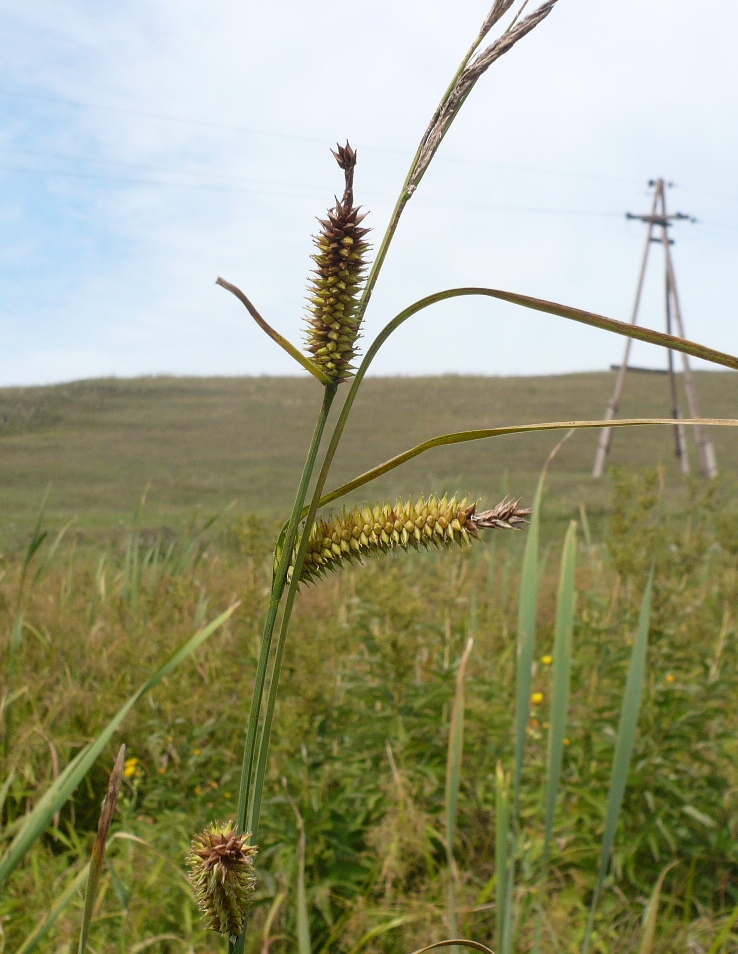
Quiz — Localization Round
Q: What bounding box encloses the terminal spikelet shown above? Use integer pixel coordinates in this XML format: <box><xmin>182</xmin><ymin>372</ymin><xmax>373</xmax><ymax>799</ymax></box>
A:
<box><xmin>304</xmin><ymin>142</ymin><xmax>370</xmax><ymax>383</ymax></box>
<box><xmin>186</xmin><ymin>822</ymin><xmax>258</xmax><ymax>935</ymax></box>
<box><xmin>286</xmin><ymin>495</ymin><xmax>531</xmax><ymax>584</ymax></box>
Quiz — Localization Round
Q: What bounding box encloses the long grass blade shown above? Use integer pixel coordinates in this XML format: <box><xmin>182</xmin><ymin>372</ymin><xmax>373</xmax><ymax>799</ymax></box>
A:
<box><xmin>16</xmin><ymin>863</ymin><xmax>91</xmax><ymax>954</ymax></box>
<box><xmin>285</xmin><ymin>787</ymin><xmax>312</xmax><ymax>954</ymax></box>
<box><xmin>0</xmin><ymin>768</ymin><xmax>16</xmax><ymax>823</ymax></box>
<box><xmin>446</xmin><ymin>637</ymin><xmax>474</xmax><ymax>945</ymax></box>
<box><xmin>314</xmin><ymin>417</ymin><xmax>737</xmax><ymax>513</ymax></box>
<box><xmin>707</xmin><ymin>901</ymin><xmax>738</xmax><ymax>954</ymax></box>
<box><xmin>0</xmin><ymin>602</ymin><xmax>238</xmax><ymax>889</ymax></box>
<box><xmin>296</xmin><ymin>821</ymin><xmax>311</xmax><ymax>954</ymax></box>
<box><xmin>31</xmin><ymin>518</ymin><xmax>74</xmax><ymax>588</ymax></box>
<box><xmin>638</xmin><ymin>861</ymin><xmax>679</xmax><ymax>954</ymax></box>
<box><xmin>262</xmin><ymin>891</ymin><xmax>287</xmax><ymax>954</ymax></box>
<box><xmin>581</xmin><ymin>573</ymin><xmax>653</xmax><ymax>954</ymax></box>
<box><xmin>21</xmin><ymin>485</ymin><xmax>51</xmax><ymax>577</ymax></box>
<box><xmin>407</xmin><ymin>941</ymin><xmax>495</xmax><ymax>954</ymax></box>
<box><xmin>512</xmin><ymin>472</ymin><xmax>542</xmax><ymax>805</ymax></box>
<box><xmin>293</xmin><ymin>280</ymin><xmax>738</xmax><ymax>542</ymax></box>
<box><xmin>501</xmin><ymin>468</ymin><xmax>544</xmax><ymax>954</ymax></box>
<box><xmin>18</xmin><ymin>828</ymin><xmax>194</xmax><ymax>954</ymax></box>
<box><xmin>447</xmin><ymin>637</ymin><xmax>474</xmax><ymax>850</ymax></box>
<box><xmin>532</xmin><ymin>520</ymin><xmax>577</xmax><ymax>954</ymax></box>
<box><xmin>544</xmin><ymin>522</ymin><xmax>576</xmax><ymax>844</ymax></box>
<box><xmin>344</xmin><ymin>916</ymin><xmax>420</xmax><ymax>954</ymax></box>
<box><xmin>495</xmin><ymin>762</ymin><xmax>510</xmax><ymax>953</ymax></box>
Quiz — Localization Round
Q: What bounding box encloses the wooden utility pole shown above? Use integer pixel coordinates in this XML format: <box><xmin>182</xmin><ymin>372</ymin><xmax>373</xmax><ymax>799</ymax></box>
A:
<box><xmin>592</xmin><ymin>178</ymin><xmax>717</xmax><ymax>478</ymax></box>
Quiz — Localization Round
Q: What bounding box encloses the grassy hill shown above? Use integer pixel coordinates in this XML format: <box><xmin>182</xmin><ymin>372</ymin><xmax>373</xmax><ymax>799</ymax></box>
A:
<box><xmin>1</xmin><ymin>371</ymin><xmax>737</xmax><ymax>546</ymax></box>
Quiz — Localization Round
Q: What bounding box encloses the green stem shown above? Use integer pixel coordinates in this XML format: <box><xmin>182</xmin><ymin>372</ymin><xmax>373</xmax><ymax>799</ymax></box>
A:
<box><xmin>238</xmin><ymin>43</ymin><xmax>495</xmax><ymax>838</ymax></box>
<box><xmin>247</xmin><ymin>577</ymin><xmax>298</xmax><ymax>836</ymax></box>
<box><xmin>235</xmin><ymin>384</ymin><xmax>337</xmax><ymax>836</ymax></box>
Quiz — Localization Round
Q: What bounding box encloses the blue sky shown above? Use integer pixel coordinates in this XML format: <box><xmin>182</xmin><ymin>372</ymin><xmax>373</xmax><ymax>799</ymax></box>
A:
<box><xmin>2</xmin><ymin>0</ymin><xmax>738</xmax><ymax>385</ymax></box>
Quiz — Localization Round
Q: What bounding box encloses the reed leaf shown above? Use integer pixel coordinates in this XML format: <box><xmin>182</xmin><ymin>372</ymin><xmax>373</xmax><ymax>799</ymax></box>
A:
<box><xmin>495</xmin><ymin>762</ymin><xmax>510</xmax><ymax>953</ymax></box>
<box><xmin>500</xmin><ymin>468</ymin><xmax>544</xmax><ymax>954</ymax></box>
<box><xmin>16</xmin><ymin>863</ymin><xmax>90</xmax><ymax>954</ymax></box>
<box><xmin>446</xmin><ymin>636</ymin><xmax>474</xmax><ymax>946</ymax></box>
<box><xmin>292</xmin><ymin>282</ymin><xmax>737</xmax><ymax>538</ymax></box>
<box><xmin>294</xmin><ymin>801</ymin><xmax>312</xmax><ymax>954</ymax></box>
<box><xmin>0</xmin><ymin>603</ymin><xmax>238</xmax><ymax>889</ymax></box>
<box><xmin>313</xmin><ymin>417</ymin><xmax>736</xmax><ymax>514</ymax></box>
<box><xmin>513</xmin><ymin>474</ymin><xmax>543</xmax><ymax>810</ymax></box>
<box><xmin>581</xmin><ymin>572</ymin><xmax>653</xmax><ymax>954</ymax></box>
<box><xmin>447</xmin><ymin>637</ymin><xmax>475</xmax><ymax>848</ymax></box>
<box><xmin>532</xmin><ymin>519</ymin><xmax>577</xmax><ymax>954</ymax></box>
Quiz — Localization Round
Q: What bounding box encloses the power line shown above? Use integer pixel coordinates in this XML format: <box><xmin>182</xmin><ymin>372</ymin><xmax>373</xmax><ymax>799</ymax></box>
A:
<box><xmin>0</xmin><ymin>162</ymin><xmax>626</xmax><ymax>218</ymax></box>
<box><xmin>0</xmin><ymin>145</ymin><xmax>272</xmax><ymax>183</ymax></box>
<box><xmin>0</xmin><ymin>86</ymin><xmax>325</xmax><ymax>143</ymax></box>
<box><xmin>0</xmin><ymin>85</ymin><xmax>644</xmax><ymax>187</ymax></box>
<box><xmin>0</xmin><ymin>162</ymin><xmax>330</xmax><ymax>197</ymax></box>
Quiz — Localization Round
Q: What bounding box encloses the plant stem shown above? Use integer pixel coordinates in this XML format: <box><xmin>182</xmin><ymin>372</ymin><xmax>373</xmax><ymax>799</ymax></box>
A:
<box><xmin>235</xmin><ymin>384</ymin><xmax>337</xmax><ymax>837</ymax></box>
<box><xmin>236</xmin><ymin>49</ymin><xmax>495</xmax><ymax>837</ymax></box>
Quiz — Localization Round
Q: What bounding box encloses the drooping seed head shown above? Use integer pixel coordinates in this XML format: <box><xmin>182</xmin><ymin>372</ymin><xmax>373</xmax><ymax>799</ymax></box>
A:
<box><xmin>304</xmin><ymin>142</ymin><xmax>370</xmax><ymax>384</ymax></box>
<box><xmin>186</xmin><ymin>822</ymin><xmax>258</xmax><ymax>935</ymax></box>
<box><xmin>284</xmin><ymin>495</ymin><xmax>531</xmax><ymax>584</ymax></box>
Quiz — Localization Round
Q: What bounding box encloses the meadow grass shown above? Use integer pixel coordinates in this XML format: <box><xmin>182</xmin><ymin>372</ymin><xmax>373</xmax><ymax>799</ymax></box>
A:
<box><xmin>1</xmin><ymin>372</ymin><xmax>737</xmax><ymax>548</ymax></box>
<box><xmin>1</xmin><ymin>480</ymin><xmax>738</xmax><ymax>952</ymax></box>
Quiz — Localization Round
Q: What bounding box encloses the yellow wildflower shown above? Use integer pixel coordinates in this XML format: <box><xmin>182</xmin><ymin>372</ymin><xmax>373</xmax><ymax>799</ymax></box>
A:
<box><xmin>123</xmin><ymin>757</ymin><xmax>142</xmax><ymax>779</ymax></box>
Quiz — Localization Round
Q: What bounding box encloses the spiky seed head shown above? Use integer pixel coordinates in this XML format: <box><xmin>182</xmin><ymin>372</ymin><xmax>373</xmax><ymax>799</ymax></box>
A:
<box><xmin>186</xmin><ymin>822</ymin><xmax>258</xmax><ymax>935</ymax></box>
<box><xmin>304</xmin><ymin>142</ymin><xmax>370</xmax><ymax>384</ymax></box>
<box><xmin>282</xmin><ymin>495</ymin><xmax>531</xmax><ymax>584</ymax></box>
<box><xmin>472</xmin><ymin>496</ymin><xmax>532</xmax><ymax>529</ymax></box>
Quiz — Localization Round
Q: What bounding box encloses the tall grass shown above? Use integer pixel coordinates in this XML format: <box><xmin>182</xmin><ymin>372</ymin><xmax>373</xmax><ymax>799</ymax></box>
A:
<box><xmin>3</xmin><ymin>494</ymin><xmax>738</xmax><ymax>950</ymax></box>
<box><xmin>2</xmin><ymin>0</ymin><xmax>738</xmax><ymax>951</ymax></box>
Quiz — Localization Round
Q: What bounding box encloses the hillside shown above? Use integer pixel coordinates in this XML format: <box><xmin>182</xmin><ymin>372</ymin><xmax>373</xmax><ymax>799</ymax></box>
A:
<box><xmin>1</xmin><ymin>372</ymin><xmax>737</xmax><ymax>545</ymax></box>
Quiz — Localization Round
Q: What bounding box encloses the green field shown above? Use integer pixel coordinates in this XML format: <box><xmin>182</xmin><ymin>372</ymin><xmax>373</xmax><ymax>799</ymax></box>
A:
<box><xmin>2</xmin><ymin>372</ymin><xmax>738</xmax><ymax>952</ymax></box>
<box><xmin>2</xmin><ymin>371</ymin><xmax>737</xmax><ymax>545</ymax></box>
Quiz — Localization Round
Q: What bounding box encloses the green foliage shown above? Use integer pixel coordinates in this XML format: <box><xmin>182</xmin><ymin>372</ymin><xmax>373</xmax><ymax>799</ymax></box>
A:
<box><xmin>2</xmin><ymin>489</ymin><xmax>738</xmax><ymax>950</ymax></box>
<box><xmin>2</xmin><ymin>372</ymin><xmax>738</xmax><ymax>548</ymax></box>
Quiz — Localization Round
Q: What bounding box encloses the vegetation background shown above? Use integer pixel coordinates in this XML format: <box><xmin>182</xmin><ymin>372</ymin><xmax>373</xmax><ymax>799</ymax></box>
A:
<box><xmin>2</xmin><ymin>372</ymin><xmax>737</xmax><ymax>545</ymax></box>
<box><xmin>2</xmin><ymin>371</ymin><xmax>738</xmax><ymax>952</ymax></box>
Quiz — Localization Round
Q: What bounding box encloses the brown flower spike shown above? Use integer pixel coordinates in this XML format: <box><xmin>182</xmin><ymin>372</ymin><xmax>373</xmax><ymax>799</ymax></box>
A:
<box><xmin>288</xmin><ymin>495</ymin><xmax>531</xmax><ymax>584</ymax></box>
<box><xmin>304</xmin><ymin>142</ymin><xmax>370</xmax><ymax>383</ymax></box>
<box><xmin>187</xmin><ymin>822</ymin><xmax>258</xmax><ymax>935</ymax></box>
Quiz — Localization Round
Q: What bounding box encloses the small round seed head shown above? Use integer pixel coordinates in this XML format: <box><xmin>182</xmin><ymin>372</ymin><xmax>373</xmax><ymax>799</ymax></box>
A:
<box><xmin>186</xmin><ymin>822</ymin><xmax>258</xmax><ymax>935</ymax></box>
<box><xmin>304</xmin><ymin>142</ymin><xmax>370</xmax><ymax>384</ymax></box>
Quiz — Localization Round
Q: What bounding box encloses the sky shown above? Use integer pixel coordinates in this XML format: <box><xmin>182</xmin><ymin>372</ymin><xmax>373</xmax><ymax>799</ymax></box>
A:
<box><xmin>2</xmin><ymin>0</ymin><xmax>738</xmax><ymax>386</ymax></box>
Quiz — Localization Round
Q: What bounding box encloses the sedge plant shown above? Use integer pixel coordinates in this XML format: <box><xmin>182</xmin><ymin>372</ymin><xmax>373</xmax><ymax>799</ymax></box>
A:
<box><xmin>200</xmin><ymin>2</ymin><xmax>738</xmax><ymax>950</ymax></box>
<box><xmin>4</xmin><ymin>1</ymin><xmax>738</xmax><ymax>951</ymax></box>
